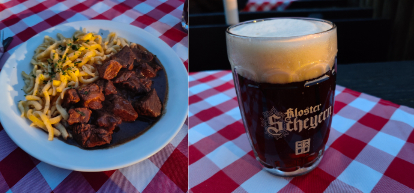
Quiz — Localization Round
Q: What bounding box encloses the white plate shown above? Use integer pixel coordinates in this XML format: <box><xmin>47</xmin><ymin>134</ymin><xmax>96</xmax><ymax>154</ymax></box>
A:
<box><xmin>0</xmin><ymin>20</ymin><xmax>188</xmax><ymax>171</ymax></box>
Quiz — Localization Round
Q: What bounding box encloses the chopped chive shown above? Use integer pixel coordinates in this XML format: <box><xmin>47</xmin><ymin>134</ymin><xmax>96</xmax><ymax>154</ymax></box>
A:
<box><xmin>71</xmin><ymin>44</ymin><xmax>78</xmax><ymax>51</ymax></box>
<box><xmin>76</xmin><ymin>110</ymin><xmax>85</xmax><ymax>116</ymax></box>
<box><xmin>58</xmin><ymin>45</ymin><xmax>66</xmax><ymax>51</ymax></box>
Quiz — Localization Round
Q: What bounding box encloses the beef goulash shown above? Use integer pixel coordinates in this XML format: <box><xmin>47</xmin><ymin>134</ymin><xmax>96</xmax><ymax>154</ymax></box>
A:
<box><xmin>19</xmin><ymin>30</ymin><xmax>167</xmax><ymax>148</ymax></box>
<box><xmin>66</xmin><ymin>45</ymin><xmax>165</xmax><ymax>148</ymax></box>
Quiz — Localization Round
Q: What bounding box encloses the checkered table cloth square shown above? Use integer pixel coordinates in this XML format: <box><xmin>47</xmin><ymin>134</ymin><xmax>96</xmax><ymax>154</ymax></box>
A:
<box><xmin>0</xmin><ymin>0</ymin><xmax>188</xmax><ymax>192</ymax></box>
<box><xmin>242</xmin><ymin>0</ymin><xmax>295</xmax><ymax>12</ymax></box>
<box><xmin>189</xmin><ymin>70</ymin><xmax>414</xmax><ymax>193</ymax></box>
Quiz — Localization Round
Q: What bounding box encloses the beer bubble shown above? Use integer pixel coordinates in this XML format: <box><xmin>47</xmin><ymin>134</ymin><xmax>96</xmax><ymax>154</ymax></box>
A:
<box><xmin>227</xmin><ymin>18</ymin><xmax>337</xmax><ymax>84</ymax></box>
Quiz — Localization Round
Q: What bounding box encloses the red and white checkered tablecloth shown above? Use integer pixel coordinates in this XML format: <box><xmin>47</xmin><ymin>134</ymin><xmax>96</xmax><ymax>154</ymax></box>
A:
<box><xmin>0</xmin><ymin>0</ymin><xmax>188</xmax><ymax>192</ymax></box>
<box><xmin>189</xmin><ymin>70</ymin><xmax>414</xmax><ymax>193</ymax></box>
<box><xmin>242</xmin><ymin>0</ymin><xmax>295</xmax><ymax>12</ymax></box>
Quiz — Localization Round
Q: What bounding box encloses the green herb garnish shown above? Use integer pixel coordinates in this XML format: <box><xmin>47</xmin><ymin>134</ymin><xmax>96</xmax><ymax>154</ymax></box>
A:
<box><xmin>73</xmin><ymin>36</ymin><xmax>78</xmax><ymax>42</ymax></box>
<box><xmin>71</xmin><ymin>44</ymin><xmax>78</xmax><ymax>51</ymax></box>
<box><xmin>58</xmin><ymin>45</ymin><xmax>66</xmax><ymax>51</ymax></box>
<box><xmin>76</xmin><ymin>110</ymin><xmax>85</xmax><ymax>116</ymax></box>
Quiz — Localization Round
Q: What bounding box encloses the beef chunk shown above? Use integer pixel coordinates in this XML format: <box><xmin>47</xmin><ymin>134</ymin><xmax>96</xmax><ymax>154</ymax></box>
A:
<box><xmin>98</xmin><ymin>60</ymin><xmax>122</xmax><ymax>80</ymax></box>
<box><xmin>134</xmin><ymin>89</ymin><xmax>162</xmax><ymax>117</ymax></box>
<box><xmin>96</xmin><ymin>80</ymin><xmax>105</xmax><ymax>93</ymax></box>
<box><xmin>131</xmin><ymin>49</ymin><xmax>142</xmax><ymax>63</ymax></box>
<box><xmin>72</xmin><ymin>124</ymin><xmax>112</xmax><ymax>148</ymax></box>
<box><xmin>96</xmin><ymin>111</ymin><xmax>122</xmax><ymax>131</ymax></box>
<box><xmin>96</xmin><ymin>80</ymin><xmax>117</xmax><ymax>95</ymax></box>
<box><xmin>62</xmin><ymin>89</ymin><xmax>80</xmax><ymax>107</ymax></box>
<box><xmin>105</xmin><ymin>80</ymin><xmax>117</xmax><ymax>95</ymax></box>
<box><xmin>131</xmin><ymin>43</ymin><xmax>149</xmax><ymax>52</ymax></box>
<box><xmin>149</xmin><ymin>57</ymin><xmax>163</xmax><ymax>73</ymax></box>
<box><xmin>67</xmin><ymin>108</ymin><xmax>92</xmax><ymax>125</ymax></box>
<box><xmin>141</xmin><ymin>52</ymin><xmax>153</xmax><ymax>63</ymax></box>
<box><xmin>88</xmin><ymin>99</ymin><xmax>104</xmax><ymax>110</ymax></box>
<box><xmin>112</xmin><ymin>88</ymin><xmax>130</xmax><ymax>100</ymax></box>
<box><xmin>122</xmin><ymin>75</ymin><xmax>152</xmax><ymax>94</ymax></box>
<box><xmin>113</xmin><ymin>95</ymin><xmax>138</xmax><ymax>122</ymax></box>
<box><xmin>111</xmin><ymin>46</ymin><xmax>135</xmax><ymax>70</ymax></box>
<box><xmin>78</xmin><ymin>84</ymin><xmax>105</xmax><ymax>110</ymax></box>
<box><xmin>114</xmin><ymin>70</ymin><xmax>135</xmax><ymax>83</ymax></box>
<box><xmin>131</xmin><ymin>44</ymin><xmax>153</xmax><ymax>63</ymax></box>
<box><xmin>135</xmin><ymin>62</ymin><xmax>156</xmax><ymax>78</ymax></box>
<box><xmin>140</xmin><ymin>77</ymin><xmax>152</xmax><ymax>91</ymax></box>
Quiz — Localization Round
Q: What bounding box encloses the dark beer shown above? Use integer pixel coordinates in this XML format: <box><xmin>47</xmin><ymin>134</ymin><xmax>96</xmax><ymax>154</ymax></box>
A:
<box><xmin>226</xmin><ymin>18</ymin><xmax>337</xmax><ymax>176</ymax></box>
<box><xmin>233</xmin><ymin>64</ymin><xmax>336</xmax><ymax>171</ymax></box>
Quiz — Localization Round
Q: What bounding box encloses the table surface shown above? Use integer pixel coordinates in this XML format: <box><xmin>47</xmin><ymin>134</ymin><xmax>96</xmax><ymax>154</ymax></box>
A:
<box><xmin>189</xmin><ymin>70</ymin><xmax>414</xmax><ymax>193</ymax></box>
<box><xmin>243</xmin><ymin>0</ymin><xmax>295</xmax><ymax>12</ymax></box>
<box><xmin>0</xmin><ymin>0</ymin><xmax>188</xmax><ymax>192</ymax></box>
<box><xmin>337</xmin><ymin>60</ymin><xmax>414</xmax><ymax>108</ymax></box>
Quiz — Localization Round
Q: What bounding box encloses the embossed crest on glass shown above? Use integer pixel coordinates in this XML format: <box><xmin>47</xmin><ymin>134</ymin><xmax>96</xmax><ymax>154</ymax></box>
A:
<box><xmin>226</xmin><ymin>18</ymin><xmax>337</xmax><ymax>176</ymax></box>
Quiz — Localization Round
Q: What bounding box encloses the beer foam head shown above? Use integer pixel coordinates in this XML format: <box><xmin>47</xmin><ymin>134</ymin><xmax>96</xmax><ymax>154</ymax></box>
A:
<box><xmin>226</xmin><ymin>18</ymin><xmax>337</xmax><ymax>84</ymax></box>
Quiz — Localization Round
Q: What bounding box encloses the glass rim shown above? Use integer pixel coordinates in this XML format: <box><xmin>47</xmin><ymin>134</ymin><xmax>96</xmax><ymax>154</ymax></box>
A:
<box><xmin>226</xmin><ymin>17</ymin><xmax>337</xmax><ymax>40</ymax></box>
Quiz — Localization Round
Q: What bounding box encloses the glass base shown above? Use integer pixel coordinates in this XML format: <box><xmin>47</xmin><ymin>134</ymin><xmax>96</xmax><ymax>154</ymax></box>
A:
<box><xmin>261</xmin><ymin>154</ymin><xmax>323</xmax><ymax>177</ymax></box>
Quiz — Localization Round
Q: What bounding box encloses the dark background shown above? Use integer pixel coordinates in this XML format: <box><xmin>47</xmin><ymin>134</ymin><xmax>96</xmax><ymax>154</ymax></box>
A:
<box><xmin>188</xmin><ymin>0</ymin><xmax>414</xmax><ymax>108</ymax></box>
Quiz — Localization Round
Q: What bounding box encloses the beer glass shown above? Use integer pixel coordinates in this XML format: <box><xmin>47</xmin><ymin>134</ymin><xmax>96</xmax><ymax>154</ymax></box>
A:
<box><xmin>226</xmin><ymin>18</ymin><xmax>337</xmax><ymax>176</ymax></box>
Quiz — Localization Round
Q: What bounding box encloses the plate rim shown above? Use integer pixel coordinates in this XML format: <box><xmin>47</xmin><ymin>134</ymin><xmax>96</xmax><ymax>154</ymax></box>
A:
<box><xmin>0</xmin><ymin>20</ymin><xmax>188</xmax><ymax>171</ymax></box>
